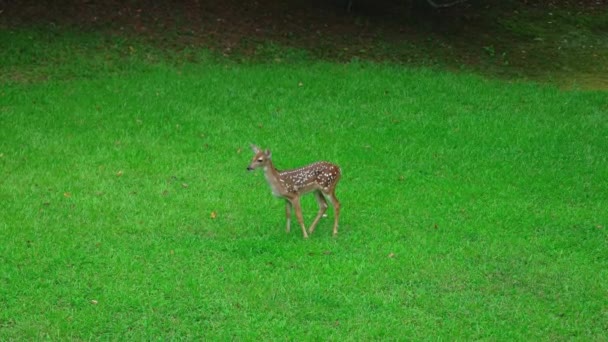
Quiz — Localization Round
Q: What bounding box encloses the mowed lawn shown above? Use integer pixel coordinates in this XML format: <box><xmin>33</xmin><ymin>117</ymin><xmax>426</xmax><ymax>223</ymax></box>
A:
<box><xmin>1</xmin><ymin>33</ymin><xmax>607</xmax><ymax>339</ymax></box>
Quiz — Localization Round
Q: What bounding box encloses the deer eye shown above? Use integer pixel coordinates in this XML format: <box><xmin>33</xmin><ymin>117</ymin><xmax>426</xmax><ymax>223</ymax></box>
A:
<box><xmin>257</xmin><ymin>158</ymin><xmax>264</xmax><ymax>162</ymax></box>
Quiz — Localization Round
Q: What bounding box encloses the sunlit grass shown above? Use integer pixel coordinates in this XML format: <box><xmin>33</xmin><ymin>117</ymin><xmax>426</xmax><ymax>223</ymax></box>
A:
<box><xmin>1</xmin><ymin>30</ymin><xmax>607</xmax><ymax>340</ymax></box>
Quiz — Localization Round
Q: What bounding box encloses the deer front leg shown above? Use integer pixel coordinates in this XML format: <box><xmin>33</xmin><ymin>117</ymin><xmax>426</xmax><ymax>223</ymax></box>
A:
<box><xmin>285</xmin><ymin>200</ymin><xmax>292</xmax><ymax>233</ymax></box>
<box><xmin>308</xmin><ymin>191</ymin><xmax>328</xmax><ymax>235</ymax></box>
<box><xmin>290</xmin><ymin>197</ymin><xmax>308</xmax><ymax>239</ymax></box>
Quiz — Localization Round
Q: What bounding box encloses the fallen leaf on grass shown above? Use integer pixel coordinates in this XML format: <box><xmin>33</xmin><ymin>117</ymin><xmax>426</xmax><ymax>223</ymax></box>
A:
<box><xmin>63</xmin><ymin>192</ymin><xmax>72</xmax><ymax>198</ymax></box>
<box><xmin>90</xmin><ymin>299</ymin><xmax>98</xmax><ymax>305</ymax></box>
<box><xmin>116</xmin><ymin>170</ymin><xmax>123</xmax><ymax>177</ymax></box>
<box><xmin>388</xmin><ymin>252</ymin><xmax>395</xmax><ymax>258</ymax></box>
<box><xmin>210</xmin><ymin>211</ymin><xmax>217</xmax><ymax>219</ymax></box>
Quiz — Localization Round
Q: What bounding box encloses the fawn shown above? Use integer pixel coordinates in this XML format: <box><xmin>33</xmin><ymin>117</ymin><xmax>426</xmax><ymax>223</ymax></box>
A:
<box><xmin>247</xmin><ymin>145</ymin><xmax>341</xmax><ymax>238</ymax></box>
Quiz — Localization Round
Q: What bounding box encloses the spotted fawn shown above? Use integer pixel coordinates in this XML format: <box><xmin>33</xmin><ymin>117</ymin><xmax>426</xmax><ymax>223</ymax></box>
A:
<box><xmin>247</xmin><ymin>145</ymin><xmax>341</xmax><ymax>238</ymax></box>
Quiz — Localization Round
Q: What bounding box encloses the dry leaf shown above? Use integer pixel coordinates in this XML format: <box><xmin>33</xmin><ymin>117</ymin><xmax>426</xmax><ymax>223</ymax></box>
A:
<box><xmin>116</xmin><ymin>170</ymin><xmax>123</xmax><ymax>177</ymax></box>
<box><xmin>388</xmin><ymin>252</ymin><xmax>395</xmax><ymax>258</ymax></box>
<box><xmin>210</xmin><ymin>211</ymin><xmax>217</xmax><ymax>219</ymax></box>
<box><xmin>63</xmin><ymin>192</ymin><xmax>72</xmax><ymax>198</ymax></box>
<box><xmin>91</xmin><ymin>299</ymin><xmax>98</xmax><ymax>305</ymax></box>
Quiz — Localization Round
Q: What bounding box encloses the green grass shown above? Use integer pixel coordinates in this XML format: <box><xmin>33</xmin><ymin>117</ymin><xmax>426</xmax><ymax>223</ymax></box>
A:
<box><xmin>494</xmin><ymin>7</ymin><xmax>608</xmax><ymax>82</ymax></box>
<box><xmin>1</xmin><ymin>30</ymin><xmax>607</xmax><ymax>340</ymax></box>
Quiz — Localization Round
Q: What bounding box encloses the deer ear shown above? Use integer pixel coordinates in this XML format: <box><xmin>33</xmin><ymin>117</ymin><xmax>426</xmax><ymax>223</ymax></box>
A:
<box><xmin>250</xmin><ymin>144</ymin><xmax>261</xmax><ymax>153</ymax></box>
<box><xmin>265</xmin><ymin>149</ymin><xmax>272</xmax><ymax>158</ymax></box>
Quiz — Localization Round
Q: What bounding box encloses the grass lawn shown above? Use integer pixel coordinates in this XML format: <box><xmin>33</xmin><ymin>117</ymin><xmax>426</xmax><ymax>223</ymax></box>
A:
<box><xmin>1</xmin><ymin>29</ymin><xmax>607</xmax><ymax>340</ymax></box>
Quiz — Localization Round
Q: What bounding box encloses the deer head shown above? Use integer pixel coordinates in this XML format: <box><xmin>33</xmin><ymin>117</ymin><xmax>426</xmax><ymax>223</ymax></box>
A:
<box><xmin>247</xmin><ymin>144</ymin><xmax>272</xmax><ymax>171</ymax></box>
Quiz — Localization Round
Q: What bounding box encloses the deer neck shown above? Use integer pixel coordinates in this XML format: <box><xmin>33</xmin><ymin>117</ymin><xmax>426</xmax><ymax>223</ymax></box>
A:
<box><xmin>263</xmin><ymin>161</ymin><xmax>285</xmax><ymax>197</ymax></box>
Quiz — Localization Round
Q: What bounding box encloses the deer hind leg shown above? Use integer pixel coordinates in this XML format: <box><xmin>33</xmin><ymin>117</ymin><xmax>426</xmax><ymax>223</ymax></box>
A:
<box><xmin>327</xmin><ymin>190</ymin><xmax>340</xmax><ymax>237</ymax></box>
<box><xmin>290</xmin><ymin>197</ymin><xmax>309</xmax><ymax>239</ymax></box>
<box><xmin>308</xmin><ymin>191</ymin><xmax>328</xmax><ymax>235</ymax></box>
<box><xmin>285</xmin><ymin>200</ymin><xmax>292</xmax><ymax>233</ymax></box>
